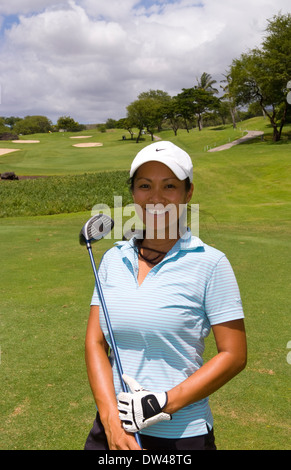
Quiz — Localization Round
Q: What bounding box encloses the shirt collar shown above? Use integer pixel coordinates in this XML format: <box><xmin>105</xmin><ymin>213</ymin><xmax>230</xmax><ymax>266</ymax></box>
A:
<box><xmin>178</xmin><ymin>228</ymin><xmax>204</xmax><ymax>251</ymax></box>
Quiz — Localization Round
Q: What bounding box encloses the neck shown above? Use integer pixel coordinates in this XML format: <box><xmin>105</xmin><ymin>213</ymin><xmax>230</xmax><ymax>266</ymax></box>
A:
<box><xmin>141</xmin><ymin>234</ymin><xmax>179</xmax><ymax>252</ymax></box>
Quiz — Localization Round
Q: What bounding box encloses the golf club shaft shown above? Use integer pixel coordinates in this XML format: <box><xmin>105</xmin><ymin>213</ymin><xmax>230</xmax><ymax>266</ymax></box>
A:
<box><xmin>86</xmin><ymin>243</ymin><xmax>143</xmax><ymax>449</ymax></box>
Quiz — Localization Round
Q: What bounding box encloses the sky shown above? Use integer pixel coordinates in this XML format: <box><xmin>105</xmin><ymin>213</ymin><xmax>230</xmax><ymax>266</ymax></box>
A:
<box><xmin>0</xmin><ymin>0</ymin><xmax>290</xmax><ymax>124</ymax></box>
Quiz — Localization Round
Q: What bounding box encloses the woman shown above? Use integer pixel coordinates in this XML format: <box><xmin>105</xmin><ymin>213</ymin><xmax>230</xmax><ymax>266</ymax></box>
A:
<box><xmin>84</xmin><ymin>141</ymin><xmax>247</xmax><ymax>450</ymax></box>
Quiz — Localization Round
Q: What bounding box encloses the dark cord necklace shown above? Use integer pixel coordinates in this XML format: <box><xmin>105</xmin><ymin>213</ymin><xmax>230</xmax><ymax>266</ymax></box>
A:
<box><xmin>137</xmin><ymin>245</ymin><xmax>167</xmax><ymax>266</ymax></box>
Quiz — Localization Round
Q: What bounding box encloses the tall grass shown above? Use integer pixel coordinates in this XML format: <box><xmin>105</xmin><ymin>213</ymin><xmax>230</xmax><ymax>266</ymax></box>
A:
<box><xmin>0</xmin><ymin>171</ymin><xmax>132</xmax><ymax>218</ymax></box>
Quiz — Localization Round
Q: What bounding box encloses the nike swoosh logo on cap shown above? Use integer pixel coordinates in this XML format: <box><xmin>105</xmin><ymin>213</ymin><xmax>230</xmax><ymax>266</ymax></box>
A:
<box><xmin>156</xmin><ymin>148</ymin><xmax>165</xmax><ymax>152</ymax></box>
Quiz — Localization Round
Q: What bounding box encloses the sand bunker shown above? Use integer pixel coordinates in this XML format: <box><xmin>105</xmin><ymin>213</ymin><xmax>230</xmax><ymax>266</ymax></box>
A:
<box><xmin>70</xmin><ymin>136</ymin><xmax>93</xmax><ymax>139</ymax></box>
<box><xmin>12</xmin><ymin>140</ymin><xmax>40</xmax><ymax>143</ymax></box>
<box><xmin>73</xmin><ymin>143</ymin><xmax>103</xmax><ymax>148</ymax></box>
<box><xmin>0</xmin><ymin>149</ymin><xmax>20</xmax><ymax>156</ymax></box>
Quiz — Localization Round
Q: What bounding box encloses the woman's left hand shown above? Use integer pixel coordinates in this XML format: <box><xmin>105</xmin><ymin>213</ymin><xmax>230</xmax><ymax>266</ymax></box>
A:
<box><xmin>117</xmin><ymin>374</ymin><xmax>172</xmax><ymax>433</ymax></box>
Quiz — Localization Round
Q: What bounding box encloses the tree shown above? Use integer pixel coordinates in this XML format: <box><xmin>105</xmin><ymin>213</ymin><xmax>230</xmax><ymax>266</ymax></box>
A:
<box><xmin>126</xmin><ymin>100</ymin><xmax>146</xmax><ymax>143</ymax></box>
<box><xmin>3</xmin><ymin>116</ymin><xmax>22</xmax><ymax>129</ymax></box>
<box><xmin>203</xmin><ymin>101</ymin><xmax>233</xmax><ymax>127</ymax></box>
<box><xmin>196</xmin><ymin>72</ymin><xmax>218</xmax><ymax>94</ymax></box>
<box><xmin>56</xmin><ymin>116</ymin><xmax>85</xmax><ymax>132</ymax></box>
<box><xmin>195</xmin><ymin>73</ymin><xmax>219</xmax><ymax>130</ymax></box>
<box><xmin>220</xmin><ymin>73</ymin><xmax>238</xmax><ymax>129</ymax></box>
<box><xmin>177</xmin><ymin>87</ymin><xmax>220</xmax><ymax>131</ymax></box>
<box><xmin>0</xmin><ymin>117</ymin><xmax>19</xmax><ymax>140</ymax></box>
<box><xmin>14</xmin><ymin>115</ymin><xmax>52</xmax><ymax>135</ymax></box>
<box><xmin>163</xmin><ymin>97</ymin><xmax>184</xmax><ymax>136</ymax></box>
<box><xmin>172</xmin><ymin>74</ymin><xmax>220</xmax><ymax>132</ymax></box>
<box><xmin>175</xmin><ymin>90</ymin><xmax>196</xmax><ymax>132</ymax></box>
<box><xmin>126</xmin><ymin>97</ymin><xmax>161</xmax><ymax>142</ymax></box>
<box><xmin>116</xmin><ymin>118</ymin><xmax>135</xmax><ymax>140</ymax></box>
<box><xmin>0</xmin><ymin>117</ymin><xmax>9</xmax><ymax>133</ymax></box>
<box><xmin>138</xmin><ymin>90</ymin><xmax>171</xmax><ymax>131</ymax></box>
<box><xmin>105</xmin><ymin>118</ymin><xmax>118</xmax><ymax>129</ymax></box>
<box><xmin>229</xmin><ymin>13</ymin><xmax>291</xmax><ymax>141</ymax></box>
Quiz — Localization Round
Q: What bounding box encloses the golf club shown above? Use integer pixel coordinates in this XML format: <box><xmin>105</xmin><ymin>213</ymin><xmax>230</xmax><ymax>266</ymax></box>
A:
<box><xmin>80</xmin><ymin>214</ymin><xmax>143</xmax><ymax>449</ymax></box>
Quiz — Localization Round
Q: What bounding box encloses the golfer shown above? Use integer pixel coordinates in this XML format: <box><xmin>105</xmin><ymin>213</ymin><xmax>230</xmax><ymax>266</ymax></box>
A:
<box><xmin>84</xmin><ymin>141</ymin><xmax>247</xmax><ymax>450</ymax></box>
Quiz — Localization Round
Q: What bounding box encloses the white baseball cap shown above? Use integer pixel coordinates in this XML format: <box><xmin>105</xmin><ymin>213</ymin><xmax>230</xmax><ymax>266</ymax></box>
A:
<box><xmin>130</xmin><ymin>141</ymin><xmax>193</xmax><ymax>182</ymax></box>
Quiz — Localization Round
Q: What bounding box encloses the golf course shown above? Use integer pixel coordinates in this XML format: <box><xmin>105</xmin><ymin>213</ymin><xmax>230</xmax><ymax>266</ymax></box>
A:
<box><xmin>0</xmin><ymin>117</ymin><xmax>290</xmax><ymax>450</ymax></box>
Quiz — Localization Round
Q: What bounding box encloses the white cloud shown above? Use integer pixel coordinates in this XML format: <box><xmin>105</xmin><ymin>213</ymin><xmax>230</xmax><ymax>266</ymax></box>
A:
<box><xmin>0</xmin><ymin>0</ymin><xmax>290</xmax><ymax>123</ymax></box>
<box><xmin>80</xmin><ymin>0</ymin><xmax>138</xmax><ymax>20</ymax></box>
<box><xmin>0</xmin><ymin>0</ymin><xmax>66</xmax><ymax>16</ymax></box>
<box><xmin>5</xmin><ymin>4</ymin><xmax>127</xmax><ymax>57</ymax></box>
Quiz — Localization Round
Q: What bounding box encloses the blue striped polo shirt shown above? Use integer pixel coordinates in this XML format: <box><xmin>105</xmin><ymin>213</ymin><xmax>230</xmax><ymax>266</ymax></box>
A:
<box><xmin>91</xmin><ymin>230</ymin><xmax>244</xmax><ymax>438</ymax></box>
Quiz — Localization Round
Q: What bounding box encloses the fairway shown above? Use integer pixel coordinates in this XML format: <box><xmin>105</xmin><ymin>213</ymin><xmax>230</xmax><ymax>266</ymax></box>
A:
<box><xmin>0</xmin><ymin>129</ymin><xmax>145</xmax><ymax>176</ymax></box>
<box><xmin>0</xmin><ymin>118</ymin><xmax>290</xmax><ymax>450</ymax></box>
<box><xmin>0</xmin><ymin>117</ymin><xmax>277</xmax><ymax>176</ymax></box>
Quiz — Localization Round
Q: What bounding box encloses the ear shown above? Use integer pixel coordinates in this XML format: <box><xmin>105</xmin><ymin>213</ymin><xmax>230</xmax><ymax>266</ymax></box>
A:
<box><xmin>186</xmin><ymin>183</ymin><xmax>194</xmax><ymax>203</ymax></box>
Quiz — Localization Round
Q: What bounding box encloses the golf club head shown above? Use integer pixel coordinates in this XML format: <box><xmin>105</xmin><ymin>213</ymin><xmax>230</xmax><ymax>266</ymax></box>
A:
<box><xmin>79</xmin><ymin>214</ymin><xmax>114</xmax><ymax>246</ymax></box>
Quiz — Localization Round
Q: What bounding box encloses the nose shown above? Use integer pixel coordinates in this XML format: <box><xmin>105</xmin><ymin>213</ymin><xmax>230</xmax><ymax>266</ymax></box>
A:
<box><xmin>148</xmin><ymin>187</ymin><xmax>166</xmax><ymax>205</ymax></box>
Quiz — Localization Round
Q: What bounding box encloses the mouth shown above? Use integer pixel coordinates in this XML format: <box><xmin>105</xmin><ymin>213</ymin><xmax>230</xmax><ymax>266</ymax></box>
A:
<box><xmin>146</xmin><ymin>208</ymin><xmax>169</xmax><ymax>216</ymax></box>
<box><xmin>145</xmin><ymin>204</ymin><xmax>171</xmax><ymax>217</ymax></box>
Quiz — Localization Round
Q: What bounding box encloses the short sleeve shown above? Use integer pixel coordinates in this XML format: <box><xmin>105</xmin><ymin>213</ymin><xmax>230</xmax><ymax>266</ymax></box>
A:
<box><xmin>205</xmin><ymin>255</ymin><xmax>244</xmax><ymax>325</ymax></box>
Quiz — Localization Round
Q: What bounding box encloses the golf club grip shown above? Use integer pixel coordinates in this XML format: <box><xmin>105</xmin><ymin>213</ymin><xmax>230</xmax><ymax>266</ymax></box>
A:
<box><xmin>87</xmin><ymin>245</ymin><xmax>143</xmax><ymax>449</ymax></box>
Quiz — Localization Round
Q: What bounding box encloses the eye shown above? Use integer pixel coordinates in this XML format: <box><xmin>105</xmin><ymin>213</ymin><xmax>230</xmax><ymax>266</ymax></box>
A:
<box><xmin>165</xmin><ymin>183</ymin><xmax>176</xmax><ymax>189</ymax></box>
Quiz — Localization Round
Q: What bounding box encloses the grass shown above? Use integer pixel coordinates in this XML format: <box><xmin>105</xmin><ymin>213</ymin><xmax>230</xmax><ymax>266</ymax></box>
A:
<box><xmin>0</xmin><ymin>118</ymin><xmax>290</xmax><ymax>449</ymax></box>
<box><xmin>203</xmin><ymin>225</ymin><xmax>290</xmax><ymax>450</ymax></box>
<box><xmin>0</xmin><ymin>213</ymin><xmax>98</xmax><ymax>449</ymax></box>
<box><xmin>0</xmin><ymin>171</ymin><xmax>132</xmax><ymax>218</ymax></box>
<box><xmin>0</xmin><ymin>128</ymin><xmax>149</xmax><ymax>176</ymax></box>
<box><xmin>0</xmin><ymin>117</ymin><xmax>289</xmax><ymax>176</ymax></box>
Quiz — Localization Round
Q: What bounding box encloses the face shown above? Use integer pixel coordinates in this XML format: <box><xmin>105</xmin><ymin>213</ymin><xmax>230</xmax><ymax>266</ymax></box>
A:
<box><xmin>132</xmin><ymin>161</ymin><xmax>193</xmax><ymax>239</ymax></box>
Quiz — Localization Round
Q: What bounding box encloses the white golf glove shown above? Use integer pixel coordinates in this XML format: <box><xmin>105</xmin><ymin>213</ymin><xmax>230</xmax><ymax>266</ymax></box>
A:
<box><xmin>117</xmin><ymin>374</ymin><xmax>172</xmax><ymax>433</ymax></box>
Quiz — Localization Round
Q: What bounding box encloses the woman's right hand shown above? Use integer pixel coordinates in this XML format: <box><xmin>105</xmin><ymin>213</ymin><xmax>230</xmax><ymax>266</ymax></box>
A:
<box><xmin>104</xmin><ymin>419</ymin><xmax>142</xmax><ymax>450</ymax></box>
<box><xmin>85</xmin><ymin>306</ymin><xmax>142</xmax><ymax>450</ymax></box>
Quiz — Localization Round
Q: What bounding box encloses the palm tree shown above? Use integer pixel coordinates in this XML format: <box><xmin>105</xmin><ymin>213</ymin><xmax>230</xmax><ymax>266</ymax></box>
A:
<box><xmin>196</xmin><ymin>72</ymin><xmax>218</xmax><ymax>94</ymax></box>
<box><xmin>220</xmin><ymin>72</ymin><xmax>237</xmax><ymax>129</ymax></box>
<box><xmin>194</xmin><ymin>73</ymin><xmax>218</xmax><ymax>129</ymax></box>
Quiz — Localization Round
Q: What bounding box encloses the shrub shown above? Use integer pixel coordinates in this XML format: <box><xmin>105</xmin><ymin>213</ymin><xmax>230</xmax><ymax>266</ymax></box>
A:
<box><xmin>0</xmin><ymin>171</ymin><xmax>132</xmax><ymax>218</ymax></box>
